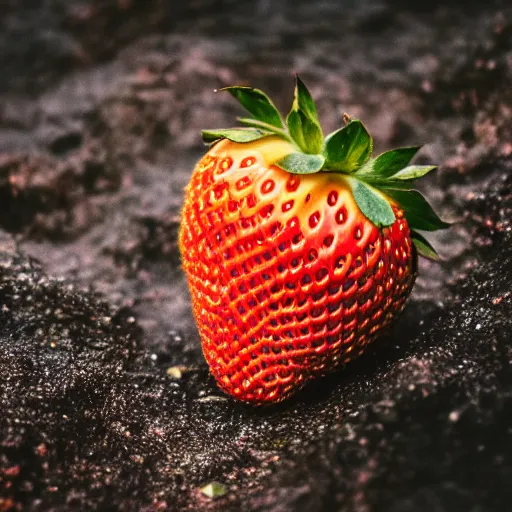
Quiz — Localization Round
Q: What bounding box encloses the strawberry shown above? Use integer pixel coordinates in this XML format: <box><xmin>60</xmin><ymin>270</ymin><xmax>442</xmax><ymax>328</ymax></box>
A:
<box><xmin>179</xmin><ymin>77</ymin><xmax>449</xmax><ymax>404</ymax></box>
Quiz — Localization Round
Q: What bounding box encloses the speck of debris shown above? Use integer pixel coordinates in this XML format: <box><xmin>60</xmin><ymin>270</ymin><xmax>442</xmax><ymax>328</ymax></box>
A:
<box><xmin>166</xmin><ymin>366</ymin><xmax>185</xmax><ymax>379</ymax></box>
<box><xmin>196</xmin><ymin>395</ymin><xmax>229</xmax><ymax>403</ymax></box>
<box><xmin>449</xmin><ymin>410</ymin><xmax>461</xmax><ymax>422</ymax></box>
<box><xmin>200</xmin><ymin>482</ymin><xmax>227</xmax><ymax>499</ymax></box>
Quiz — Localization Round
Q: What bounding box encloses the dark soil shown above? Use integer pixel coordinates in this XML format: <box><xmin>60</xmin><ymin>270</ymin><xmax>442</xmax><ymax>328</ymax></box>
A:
<box><xmin>1</xmin><ymin>0</ymin><xmax>511</xmax><ymax>510</ymax></box>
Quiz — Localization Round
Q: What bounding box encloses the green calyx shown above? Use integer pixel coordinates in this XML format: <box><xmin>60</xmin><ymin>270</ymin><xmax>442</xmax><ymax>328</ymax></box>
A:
<box><xmin>202</xmin><ymin>76</ymin><xmax>450</xmax><ymax>259</ymax></box>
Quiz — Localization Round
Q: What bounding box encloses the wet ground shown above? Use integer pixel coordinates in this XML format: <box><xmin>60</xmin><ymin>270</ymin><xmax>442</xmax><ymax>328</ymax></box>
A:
<box><xmin>0</xmin><ymin>0</ymin><xmax>511</xmax><ymax>510</ymax></box>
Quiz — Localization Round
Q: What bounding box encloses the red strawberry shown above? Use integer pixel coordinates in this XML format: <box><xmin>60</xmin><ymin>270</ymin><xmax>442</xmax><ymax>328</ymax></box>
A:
<box><xmin>179</xmin><ymin>77</ymin><xmax>448</xmax><ymax>404</ymax></box>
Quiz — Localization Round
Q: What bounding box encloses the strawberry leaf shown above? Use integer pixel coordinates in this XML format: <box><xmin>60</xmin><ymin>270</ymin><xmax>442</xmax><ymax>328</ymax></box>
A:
<box><xmin>323</xmin><ymin>120</ymin><xmax>373</xmax><ymax>172</ymax></box>
<box><xmin>238</xmin><ymin>117</ymin><xmax>292</xmax><ymax>141</ymax></box>
<box><xmin>221</xmin><ymin>86</ymin><xmax>283</xmax><ymax>128</ymax></box>
<box><xmin>381</xmin><ymin>188</ymin><xmax>451</xmax><ymax>231</ymax></box>
<box><xmin>390</xmin><ymin>165</ymin><xmax>437</xmax><ymax>181</ymax></box>
<box><xmin>295</xmin><ymin>76</ymin><xmax>320</xmax><ymax>123</ymax></box>
<box><xmin>358</xmin><ymin>147</ymin><xmax>420</xmax><ymax>178</ymax></box>
<box><xmin>347</xmin><ymin>177</ymin><xmax>396</xmax><ymax>228</ymax></box>
<box><xmin>362</xmin><ymin>166</ymin><xmax>438</xmax><ymax>187</ymax></box>
<box><xmin>276</xmin><ymin>152</ymin><xmax>325</xmax><ymax>174</ymax></box>
<box><xmin>202</xmin><ymin>128</ymin><xmax>272</xmax><ymax>145</ymax></box>
<box><xmin>410</xmin><ymin>230</ymin><xmax>441</xmax><ymax>261</ymax></box>
<box><xmin>286</xmin><ymin>76</ymin><xmax>323</xmax><ymax>154</ymax></box>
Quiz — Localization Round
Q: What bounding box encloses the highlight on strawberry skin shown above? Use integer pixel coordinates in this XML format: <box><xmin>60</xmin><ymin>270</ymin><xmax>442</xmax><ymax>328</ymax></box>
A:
<box><xmin>179</xmin><ymin>76</ymin><xmax>449</xmax><ymax>404</ymax></box>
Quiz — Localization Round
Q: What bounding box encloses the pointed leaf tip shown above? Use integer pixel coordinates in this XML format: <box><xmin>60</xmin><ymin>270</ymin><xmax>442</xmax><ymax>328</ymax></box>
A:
<box><xmin>358</xmin><ymin>146</ymin><xmax>421</xmax><ymax>178</ymax></box>
<box><xmin>295</xmin><ymin>76</ymin><xmax>320</xmax><ymax>122</ymax></box>
<box><xmin>286</xmin><ymin>77</ymin><xmax>323</xmax><ymax>154</ymax></box>
<box><xmin>391</xmin><ymin>165</ymin><xmax>437</xmax><ymax>181</ymax></box>
<box><xmin>411</xmin><ymin>230</ymin><xmax>441</xmax><ymax>261</ymax></box>
<box><xmin>381</xmin><ymin>187</ymin><xmax>451</xmax><ymax>232</ymax></box>
<box><xmin>323</xmin><ymin>120</ymin><xmax>373</xmax><ymax>172</ymax></box>
<box><xmin>362</xmin><ymin>165</ymin><xmax>438</xmax><ymax>186</ymax></box>
<box><xmin>221</xmin><ymin>86</ymin><xmax>283</xmax><ymax>129</ymax></box>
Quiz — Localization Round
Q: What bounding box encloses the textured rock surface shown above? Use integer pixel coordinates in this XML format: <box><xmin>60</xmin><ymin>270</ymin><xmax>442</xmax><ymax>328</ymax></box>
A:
<box><xmin>0</xmin><ymin>0</ymin><xmax>511</xmax><ymax>510</ymax></box>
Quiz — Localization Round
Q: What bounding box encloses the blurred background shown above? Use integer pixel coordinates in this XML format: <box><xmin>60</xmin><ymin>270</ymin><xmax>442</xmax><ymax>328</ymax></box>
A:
<box><xmin>0</xmin><ymin>1</ymin><xmax>511</xmax><ymax>510</ymax></box>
